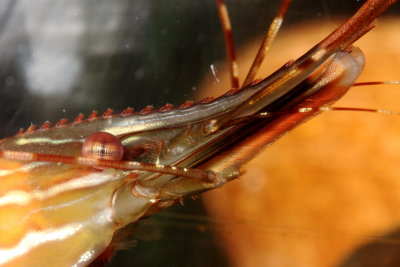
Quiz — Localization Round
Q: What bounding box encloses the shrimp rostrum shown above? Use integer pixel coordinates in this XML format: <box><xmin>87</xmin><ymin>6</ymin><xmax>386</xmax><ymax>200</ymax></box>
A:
<box><xmin>0</xmin><ymin>0</ymin><xmax>396</xmax><ymax>266</ymax></box>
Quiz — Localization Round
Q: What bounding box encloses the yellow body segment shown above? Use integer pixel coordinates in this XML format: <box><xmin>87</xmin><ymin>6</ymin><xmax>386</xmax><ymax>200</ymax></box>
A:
<box><xmin>0</xmin><ymin>159</ymin><xmax>130</xmax><ymax>266</ymax></box>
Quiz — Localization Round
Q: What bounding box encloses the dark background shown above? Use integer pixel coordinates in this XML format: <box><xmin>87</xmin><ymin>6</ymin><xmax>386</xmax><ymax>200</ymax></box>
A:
<box><xmin>0</xmin><ymin>1</ymin><xmax>398</xmax><ymax>266</ymax></box>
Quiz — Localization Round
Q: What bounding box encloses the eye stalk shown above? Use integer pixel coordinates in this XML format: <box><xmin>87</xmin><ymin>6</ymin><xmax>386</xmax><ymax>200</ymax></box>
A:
<box><xmin>82</xmin><ymin>132</ymin><xmax>124</xmax><ymax>161</ymax></box>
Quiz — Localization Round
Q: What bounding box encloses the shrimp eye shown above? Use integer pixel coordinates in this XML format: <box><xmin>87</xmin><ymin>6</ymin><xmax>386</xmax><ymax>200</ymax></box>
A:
<box><xmin>82</xmin><ymin>132</ymin><xmax>124</xmax><ymax>160</ymax></box>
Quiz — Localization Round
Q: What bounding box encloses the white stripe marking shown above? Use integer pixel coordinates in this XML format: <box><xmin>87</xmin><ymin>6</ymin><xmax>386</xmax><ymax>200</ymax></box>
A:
<box><xmin>15</xmin><ymin>137</ymin><xmax>83</xmax><ymax>146</ymax></box>
<box><xmin>0</xmin><ymin>191</ymin><xmax>31</xmax><ymax>206</ymax></box>
<box><xmin>0</xmin><ymin>224</ymin><xmax>82</xmax><ymax>265</ymax></box>
<box><xmin>0</xmin><ymin>171</ymin><xmax>121</xmax><ymax>206</ymax></box>
<box><xmin>0</xmin><ymin>208</ymin><xmax>114</xmax><ymax>265</ymax></box>
<box><xmin>0</xmin><ymin>162</ymin><xmax>47</xmax><ymax>177</ymax></box>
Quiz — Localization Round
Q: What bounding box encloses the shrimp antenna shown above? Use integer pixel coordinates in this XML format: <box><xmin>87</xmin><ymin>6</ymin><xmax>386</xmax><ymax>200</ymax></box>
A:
<box><xmin>214</xmin><ymin>0</ymin><xmax>239</xmax><ymax>90</ymax></box>
<box><xmin>243</xmin><ymin>0</ymin><xmax>291</xmax><ymax>87</ymax></box>
<box><xmin>214</xmin><ymin>0</ymin><xmax>292</xmax><ymax>90</ymax></box>
<box><xmin>353</xmin><ymin>81</ymin><xmax>400</xmax><ymax>87</ymax></box>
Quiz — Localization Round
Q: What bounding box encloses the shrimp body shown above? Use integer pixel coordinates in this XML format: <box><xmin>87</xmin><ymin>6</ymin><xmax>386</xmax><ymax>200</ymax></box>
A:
<box><xmin>0</xmin><ymin>158</ymin><xmax>129</xmax><ymax>266</ymax></box>
<box><xmin>0</xmin><ymin>47</ymin><xmax>364</xmax><ymax>267</ymax></box>
<box><xmin>0</xmin><ymin>0</ymin><xmax>396</xmax><ymax>265</ymax></box>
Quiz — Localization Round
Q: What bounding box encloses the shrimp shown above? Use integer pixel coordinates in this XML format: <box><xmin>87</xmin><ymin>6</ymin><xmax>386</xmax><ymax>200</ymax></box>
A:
<box><xmin>3</xmin><ymin>0</ymin><xmax>398</xmax><ymax>267</ymax></box>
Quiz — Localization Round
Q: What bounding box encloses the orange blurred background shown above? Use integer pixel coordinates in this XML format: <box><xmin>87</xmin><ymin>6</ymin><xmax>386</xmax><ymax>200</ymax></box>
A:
<box><xmin>198</xmin><ymin>18</ymin><xmax>400</xmax><ymax>267</ymax></box>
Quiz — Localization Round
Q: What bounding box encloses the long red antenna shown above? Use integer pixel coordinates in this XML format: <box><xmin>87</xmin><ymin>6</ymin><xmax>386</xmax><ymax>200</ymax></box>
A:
<box><xmin>214</xmin><ymin>0</ymin><xmax>239</xmax><ymax>90</ymax></box>
<box><xmin>243</xmin><ymin>0</ymin><xmax>292</xmax><ymax>87</ymax></box>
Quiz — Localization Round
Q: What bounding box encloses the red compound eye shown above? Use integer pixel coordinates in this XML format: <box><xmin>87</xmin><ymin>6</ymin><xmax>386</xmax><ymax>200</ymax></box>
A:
<box><xmin>82</xmin><ymin>132</ymin><xmax>124</xmax><ymax>161</ymax></box>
